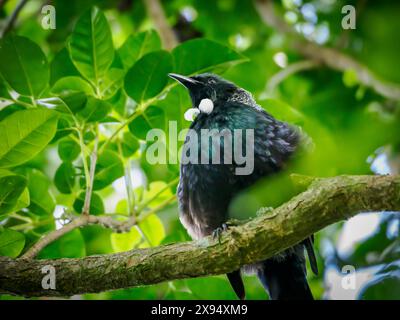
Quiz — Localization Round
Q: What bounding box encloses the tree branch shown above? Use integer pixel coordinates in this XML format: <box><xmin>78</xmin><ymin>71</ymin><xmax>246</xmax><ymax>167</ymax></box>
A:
<box><xmin>143</xmin><ymin>0</ymin><xmax>178</xmax><ymax>50</ymax></box>
<box><xmin>2</xmin><ymin>175</ymin><xmax>399</xmax><ymax>297</ymax></box>
<box><xmin>254</xmin><ymin>0</ymin><xmax>400</xmax><ymax>101</ymax></box>
<box><xmin>1</xmin><ymin>0</ymin><xmax>28</xmax><ymax>37</ymax></box>
<box><xmin>262</xmin><ymin>60</ymin><xmax>319</xmax><ymax>97</ymax></box>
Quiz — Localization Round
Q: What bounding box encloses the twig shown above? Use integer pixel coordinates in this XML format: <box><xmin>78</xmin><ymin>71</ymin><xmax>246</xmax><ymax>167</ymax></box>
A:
<box><xmin>19</xmin><ymin>195</ymin><xmax>177</xmax><ymax>259</ymax></box>
<box><xmin>0</xmin><ymin>0</ymin><xmax>9</xmax><ymax>11</ymax></box>
<box><xmin>262</xmin><ymin>60</ymin><xmax>319</xmax><ymax>97</ymax></box>
<box><xmin>1</xmin><ymin>0</ymin><xmax>29</xmax><ymax>37</ymax></box>
<box><xmin>143</xmin><ymin>0</ymin><xmax>178</xmax><ymax>50</ymax></box>
<box><xmin>19</xmin><ymin>215</ymin><xmax>90</xmax><ymax>260</ymax></box>
<box><xmin>82</xmin><ymin>137</ymin><xmax>98</xmax><ymax>216</ymax></box>
<box><xmin>124</xmin><ymin>160</ymin><xmax>136</xmax><ymax>217</ymax></box>
<box><xmin>254</xmin><ymin>0</ymin><xmax>400</xmax><ymax>101</ymax></box>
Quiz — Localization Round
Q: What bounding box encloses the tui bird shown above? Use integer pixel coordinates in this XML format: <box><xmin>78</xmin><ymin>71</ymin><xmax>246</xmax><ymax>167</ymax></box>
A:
<box><xmin>169</xmin><ymin>72</ymin><xmax>318</xmax><ymax>300</ymax></box>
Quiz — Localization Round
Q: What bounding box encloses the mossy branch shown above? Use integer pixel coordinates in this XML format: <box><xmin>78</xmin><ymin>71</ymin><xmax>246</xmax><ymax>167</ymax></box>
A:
<box><xmin>1</xmin><ymin>175</ymin><xmax>399</xmax><ymax>297</ymax></box>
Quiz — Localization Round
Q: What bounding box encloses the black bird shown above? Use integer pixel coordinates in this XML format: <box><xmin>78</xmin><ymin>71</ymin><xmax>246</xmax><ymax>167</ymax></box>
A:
<box><xmin>169</xmin><ymin>72</ymin><xmax>318</xmax><ymax>300</ymax></box>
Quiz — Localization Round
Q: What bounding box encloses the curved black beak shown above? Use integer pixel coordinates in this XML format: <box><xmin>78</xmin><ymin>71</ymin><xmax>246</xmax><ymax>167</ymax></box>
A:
<box><xmin>168</xmin><ymin>73</ymin><xmax>201</xmax><ymax>90</ymax></box>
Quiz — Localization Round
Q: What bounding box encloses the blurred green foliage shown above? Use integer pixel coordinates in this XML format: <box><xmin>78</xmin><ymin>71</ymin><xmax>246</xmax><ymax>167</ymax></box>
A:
<box><xmin>0</xmin><ymin>0</ymin><xmax>399</xmax><ymax>300</ymax></box>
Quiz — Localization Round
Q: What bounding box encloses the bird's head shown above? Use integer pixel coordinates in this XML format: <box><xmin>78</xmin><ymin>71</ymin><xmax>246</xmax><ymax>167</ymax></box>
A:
<box><xmin>168</xmin><ymin>73</ymin><xmax>239</xmax><ymax>108</ymax></box>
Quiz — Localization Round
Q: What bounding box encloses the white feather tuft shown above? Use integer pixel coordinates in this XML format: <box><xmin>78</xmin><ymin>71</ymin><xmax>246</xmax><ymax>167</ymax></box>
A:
<box><xmin>184</xmin><ymin>108</ymin><xmax>200</xmax><ymax>122</ymax></box>
<box><xmin>198</xmin><ymin>98</ymin><xmax>214</xmax><ymax>114</ymax></box>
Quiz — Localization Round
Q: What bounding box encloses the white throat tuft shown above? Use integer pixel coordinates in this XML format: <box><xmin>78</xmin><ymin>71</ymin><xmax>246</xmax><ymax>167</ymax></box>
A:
<box><xmin>198</xmin><ymin>98</ymin><xmax>214</xmax><ymax>114</ymax></box>
<box><xmin>184</xmin><ymin>108</ymin><xmax>200</xmax><ymax>122</ymax></box>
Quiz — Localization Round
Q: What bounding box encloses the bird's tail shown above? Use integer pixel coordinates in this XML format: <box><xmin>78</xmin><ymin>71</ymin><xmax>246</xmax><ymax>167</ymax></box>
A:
<box><xmin>256</xmin><ymin>248</ymin><xmax>314</xmax><ymax>300</ymax></box>
<box><xmin>227</xmin><ymin>270</ymin><xmax>245</xmax><ymax>300</ymax></box>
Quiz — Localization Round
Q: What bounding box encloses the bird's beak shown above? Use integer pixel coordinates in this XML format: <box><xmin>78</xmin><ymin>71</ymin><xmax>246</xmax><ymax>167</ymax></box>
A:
<box><xmin>168</xmin><ymin>73</ymin><xmax>201</xmax><ymax>90</ymax></box>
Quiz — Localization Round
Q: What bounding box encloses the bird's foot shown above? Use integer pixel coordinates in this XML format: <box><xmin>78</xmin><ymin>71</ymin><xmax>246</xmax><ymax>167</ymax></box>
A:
<box><xmin>212</xmin><ymin>223</ymin><xmax>228</xmax><ymax>244</ymax></box>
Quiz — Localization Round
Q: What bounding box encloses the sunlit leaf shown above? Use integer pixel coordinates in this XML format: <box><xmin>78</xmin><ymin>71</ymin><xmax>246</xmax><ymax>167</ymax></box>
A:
<box><xmin>69</xmin><ymin>7</ymin><xmax>114</xmax><ymax>87</ymax></box>
<box><xmin>0</xmin><ymin>35</ymin><xmax>49</xmax><ymax>97</ymax></box>
<box><xmin>0</xmin><ymin>228</ymin><xmax>25</xmax><ymax>258</ymax></box>
<box><xmin>0</xmin><ymin>109</ymin><xmax>58</xmax><ymax>168</ymax></box>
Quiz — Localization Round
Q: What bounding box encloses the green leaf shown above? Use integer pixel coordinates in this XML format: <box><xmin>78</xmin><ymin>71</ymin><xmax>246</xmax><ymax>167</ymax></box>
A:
<box><xmin>54</xmin><ymin>162</ymin><xmax>76</xmax><ymax>194</ymax></box>
<box><xmin>58</xmin><ymin>138</ymin><xmax>80</xmax><ymax>162</ymax></box>
<box><xmin>83</xmin><ymin>150</ymin><xmax>124</xmax><ymax>190</ymax></box>
<box><xmin>50</xmin><ymin>47</ymin><xmax>80</xmax><ymax>85</ymax></box>
<box><xmin>99</xmin><ymin>68</ymin><xmax>125</xmax><ymax>99</ymax></box>
<box><xmin>12</xmin><ymin>187</ymin><xmax>30</xmax><ymax>213</ymax></box>
<box><xmin>0</xmin><ymin>109</ymin><xmax>58</xmax><ymax>168</ymax></box>
<box><xmin>26</xmin><ymin>169</ymin><xmax>55</xmax><ymax>217</ymax></box>
<box><xmin>343</xmin><ymin>69</ymin><xmax>359</xmax><ymax>88</ymax></box>
<box><xmin>110</xmin><ymin>214</ymin><xmax>165</xmax><ymax>252</ymax></box>
<box><xmin>0</xmin><ymin>169</ymin><xmax>27</xmax><ymax>216</ymax></box>
<box><xmin>142</xmin><ymin>181</ymin><xmax>174</xmax><ymax>209</ymax></box>
<box><xmin>156</xmin><ymin>85</ymin><xmax>191</xmax><ymax>131</ymax></box>
<box><xmin>128</xmin><ymin>105</ymin><xmax>165</xmax><ymax>140</ymax></box>
<box><xmin>77</xmin><ymin>96</ymin><xmax>112</xmax><ymax>123</ymax></box>
<box><xmin>0</xmin><ymin>35</ymin><xmax>49</xmax><ymax>97</ymax></box>
<box><xmin>118</xmin><ymin>30</ymin><xmax>162</xmax><ymax>70</ymax></box>
<box><xmin>51</xmin><ymin>76</ymin><xmax>94</xmax><ymax>96</ymax></box>
<box><xmin>0</xmin><ymin>228</ymin><xmax>25</xmax><ymax>258</ymax></box>
<box><xmin>69</xmin><ymin>7</ymin><xmax>114</xmax><ymax>87</ymax></box>
<box><xmin>108</xmin><ymin>89</ymin><xmax>127</xmax><ymax>116</ymax></box>
<box><xmin>60</xmin><ymin>92</ymin><xmax>87</xmax><ymax>114</ymax></box>
<box><xmin>37</xmin><ymin>229</ymin><xmax>85</xmax><ymax>259</ymax></box>
<box><xmin>124</xmin><ymin>50</ymin><xmax>173</xmax><ymax>103</ymax></box>
<box><xmin>121</xmin><ymin>132</ymin><xmax>140</xmax><ymax>157</ymax></box>
<box><xmin>172</xmin><ymin>39</ymin><xmax>245</xmax><ymax>75</ymax></box>
<box><xmin>137</xmin><ymin>214</ymin><xmax>165</xmax><ymax>247</ymax></box>
<box><xmin>111</xmin><ymin>226</ymin><xmax>141</xmax><ymax>252</ymax></box>
<box><xmin>81</xmin><ymin>225</ymin><xmax>113</xmax><ymax>255</ymax></box>
<box><xmin>73</xmin><ymin>191</ymin><xmax>104</xmax><ymax>215</ymax></box>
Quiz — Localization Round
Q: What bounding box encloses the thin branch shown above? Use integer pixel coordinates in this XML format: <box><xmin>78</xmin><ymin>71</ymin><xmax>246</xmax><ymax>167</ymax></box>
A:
<box><xmin>82</xmin><ymin>137</ymin><xmax>98</xmax><ymax>216</ymax></box>
<box><xmin>19</xmin><ymin>194</ymin><xmax>177</xmax><ymax>260</ymax></box>
<box><xmin>1</xmin><ymin>0</ymin><xmax>29</xmax><ymax>37</ymax></box>
<box><xmin>262</xmin><ymin>60</ymin><xmax>319</xmax><ymax>97</ymax></box>
<box><xmin>143</xmin><ymin>0</ymin><xmax>178</xmax><ymax>50</ymax></box>
<box><xmin>0</xmin><ymin>0</ymin><xmax>9</xmax><ymax>11</ymax></box>
<box><xmin>4</xmin><ymin>174</ymin><xmax>399</xmax><ymax>297</ymax></box>
<box><xmin>19</xmin><ymin>215</ymin><xmax>90</xmax><ymax>260</ymax></box>
<box><xmin>254</xmin><ymin>0</ymin><xmax>400</xmax><ymax>101</ymax></box>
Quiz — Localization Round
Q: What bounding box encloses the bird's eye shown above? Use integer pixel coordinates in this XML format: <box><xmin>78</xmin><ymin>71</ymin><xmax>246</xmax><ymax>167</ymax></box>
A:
<box><xmin>207</xmin><ymin>79</ymin><xmax>216</xmax><ymax>84</ymax></box>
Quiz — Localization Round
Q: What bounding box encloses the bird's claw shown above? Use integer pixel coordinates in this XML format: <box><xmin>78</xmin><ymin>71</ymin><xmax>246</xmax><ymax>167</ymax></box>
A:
<box><xmin>212</xmin><ymin>223</ymin><xmax>228</xmax><ymax>244</ymax></box>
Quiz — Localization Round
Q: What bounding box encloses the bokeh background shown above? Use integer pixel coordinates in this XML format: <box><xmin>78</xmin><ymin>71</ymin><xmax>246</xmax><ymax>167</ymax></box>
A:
<box><xmin>0</xmin><ymin>0</ymin><xmax>399</xmax><ymax>300</ymax></box>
